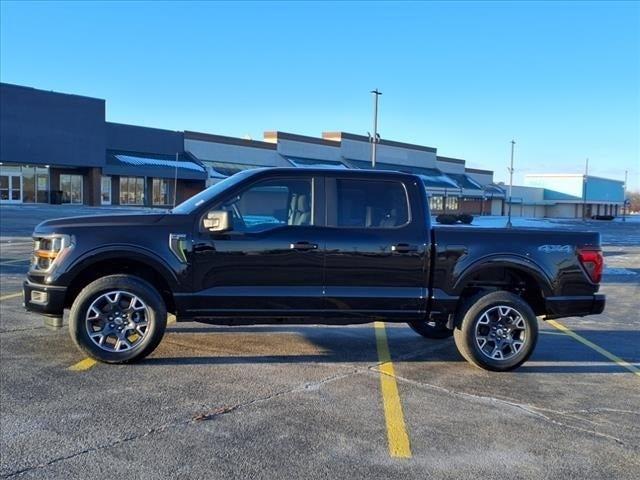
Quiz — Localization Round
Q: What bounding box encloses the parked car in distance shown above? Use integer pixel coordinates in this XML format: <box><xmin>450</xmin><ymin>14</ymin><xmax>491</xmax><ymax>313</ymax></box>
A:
<box><xmin>24</xmin><ymin>168</ymin><xmax>605</xmax><ymax>371</ymax></box>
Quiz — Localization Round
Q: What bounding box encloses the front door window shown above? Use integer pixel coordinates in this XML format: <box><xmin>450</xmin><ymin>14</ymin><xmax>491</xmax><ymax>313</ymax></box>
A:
<box><xmin>217</xmin><ymin>178</ymin><xmax>313</xmax><ymax>232</ymax></box>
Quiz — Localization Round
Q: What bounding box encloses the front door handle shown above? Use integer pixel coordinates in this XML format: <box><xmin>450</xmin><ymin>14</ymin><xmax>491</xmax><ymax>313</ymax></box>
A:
<box><xmin>290</xmin><ymin>241</ymin><xmax>318</xmax><ymax>251</ymax></box>
<box><xmin>391</xmin><ymin>243</ymin><xmax>418</xmax><ymax>254</ymax></box>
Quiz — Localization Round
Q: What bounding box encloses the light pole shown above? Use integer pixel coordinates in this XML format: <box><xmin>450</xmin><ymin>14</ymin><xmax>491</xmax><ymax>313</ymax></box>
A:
<box><xmin>582</xmin><ymin>158</ymin><xmax>589</xmax><ymax>221</ymax></box>
<box><xmin>370</xmin><ymin>89</ymin><xmax>382</xmax><ymax>168</ymax></box>
<box><xmin>506</xmin><ymin>139</ymin><xmax>515</xmax><ymax>228</ymax></box>
<box><xmin>173</xmin><ymin>152</ymin><xmax>179</xmax><ymax>208</ymax></box>
<box><xmin>622</xmin><ymin>169</ymin><xmax>628</xmax><ymax>222</ymax></box>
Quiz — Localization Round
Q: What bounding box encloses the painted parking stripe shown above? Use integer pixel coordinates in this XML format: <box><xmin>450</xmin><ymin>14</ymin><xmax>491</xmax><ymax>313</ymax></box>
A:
<box><xmin>69</xmin><ymin>358</ymin><xmax>97</xmax><ymax>371</ymax></box>
<box><xmin>547</xmin><ymin>320</ymin><xmax>640</xmax><ymax>376</ymax></box>
<box><xmin>374</xmin><ymin>321</ymin><xmax>412</xmax><ymax>458</ymax></box>
<box><xmin>0</xmin><ymin>292</ymin><xmax>22</xmax><ymax>301</ymax></box>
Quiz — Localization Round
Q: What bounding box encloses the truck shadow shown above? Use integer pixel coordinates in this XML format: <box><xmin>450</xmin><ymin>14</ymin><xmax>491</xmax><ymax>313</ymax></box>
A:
<box><xmin>141</xmin><ymin>324</ymin><xmax>639</xmax><ymax>374</ymax></box>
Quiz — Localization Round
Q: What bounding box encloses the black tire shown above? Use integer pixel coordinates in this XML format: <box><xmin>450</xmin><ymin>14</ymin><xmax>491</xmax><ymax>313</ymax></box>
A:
<box><xmin>453</xmin><ymin>291</ymin><xmax>538</xmax><ymax>371</ymax></box>
<box><xmin>407</xmin><ymin>319</ymin><xmax>453</xmax><ymax>339</ymax></box>
<box><xmin>69</xmin><ymin>274</ymin><xmax>167</xmax><ymax>364</ymax></box>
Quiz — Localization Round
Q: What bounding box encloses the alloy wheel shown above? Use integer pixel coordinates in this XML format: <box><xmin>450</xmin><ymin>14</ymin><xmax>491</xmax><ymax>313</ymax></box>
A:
<box><xmin>85</xmin><ymin>291</ymin><xmax>150</xmax><ymax>352</ymax></box>
<box><xmin>474</xmin><ymin>305</ymin><xmax>527</xmax><ymax>361</ymax></box>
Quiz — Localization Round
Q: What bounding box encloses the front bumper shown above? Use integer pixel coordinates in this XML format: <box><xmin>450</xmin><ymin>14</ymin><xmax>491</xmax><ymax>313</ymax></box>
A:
<box><xmin>544</xmin><ymin>294</ymin><xmax>605</xmax><ymax>320</ymax></box>
<box><xmin>23</xmin><ymin>280</ymin><xmax>67</xmax><ymax>317</ymax></box>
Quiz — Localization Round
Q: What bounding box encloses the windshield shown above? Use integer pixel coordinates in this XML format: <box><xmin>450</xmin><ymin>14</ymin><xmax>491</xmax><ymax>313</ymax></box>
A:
<box><xmin>171</xmin><ymin>170</ymin><xmax>257</xmax><ymax>214</ymax></box>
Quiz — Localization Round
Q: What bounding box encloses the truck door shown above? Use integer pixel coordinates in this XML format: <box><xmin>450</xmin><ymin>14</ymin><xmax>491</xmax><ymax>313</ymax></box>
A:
<box><xmin>322</xmin><ymin>176</ymin><xmax>428</xmax><ymax>320</ymax></box>
<box><xmin>190</xmin><ymin>174</ymin><xmax>325</xmax><ymax>317</ymax></box>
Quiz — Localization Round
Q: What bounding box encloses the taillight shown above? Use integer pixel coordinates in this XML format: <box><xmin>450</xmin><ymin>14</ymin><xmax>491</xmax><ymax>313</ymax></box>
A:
<box><xmin>578</xmin><ymin>249</ymin><xmax>603</xmax><ymax>283</ymax></box>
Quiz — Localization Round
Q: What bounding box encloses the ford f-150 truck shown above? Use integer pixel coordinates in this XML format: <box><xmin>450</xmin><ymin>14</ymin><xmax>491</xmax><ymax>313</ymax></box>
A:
<box><xmin>24</xmin><ymin>168</ymin><xmax>605</xmax><ymax>371</ymax></box>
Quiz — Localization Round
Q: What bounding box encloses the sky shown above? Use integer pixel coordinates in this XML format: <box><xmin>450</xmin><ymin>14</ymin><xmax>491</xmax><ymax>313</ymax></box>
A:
<box><xmin>1</xmin><ymin>1</ymin><xmax>639</xmax><ymax>190</ymax></box>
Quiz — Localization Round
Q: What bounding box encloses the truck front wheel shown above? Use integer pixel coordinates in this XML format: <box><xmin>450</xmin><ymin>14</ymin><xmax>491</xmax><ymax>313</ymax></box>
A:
<box><xmin>453</xmin><ymin>291</ymin><xmax>538</xmax><ymax>371</ymax></box>
<box><xmin>69</xmin><ymin>275</ymin><xmax>167</xmax><ymax>364</ymax></box>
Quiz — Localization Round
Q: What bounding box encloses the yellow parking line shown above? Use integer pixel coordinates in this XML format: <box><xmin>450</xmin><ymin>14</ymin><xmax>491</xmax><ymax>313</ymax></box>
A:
<box><xmin>69</xmin><ymin>358</ymin><xmax>97</xmax><ymax>371</ymax></box>
<box><xmin>0</xmin><ymin>292</ymin><xmax>22</xmax><ymax>301</ymax></box>
<box><xmin>374</xmin><ymin>321</ymin><xmax>412</xmax><ymax>458</ymax></box>
<box><xmin>547</xmin><ymin>320</ymin><xmax>640</xmax><ymax>376</ymax></box>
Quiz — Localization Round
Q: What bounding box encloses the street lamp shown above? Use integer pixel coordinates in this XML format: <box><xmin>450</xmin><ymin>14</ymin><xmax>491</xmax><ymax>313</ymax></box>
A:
<box><xmin>369</xmin><ymin>89</ymin><xmax>382</xmax><ymax>168</ymax></box>
<box><xmin>506</xmin><ymin>140</ymin><xmax>515</xmax><ymax>228</ymax></box>
<box><xmin>622</xmin><ymin>169</ymin><xmax>628</xmax><ymax>222</ymax></box>
<box><xmin>582</xmin><ymin>158</ymin><xmax>589</xmax><ymax>221</ymax></box>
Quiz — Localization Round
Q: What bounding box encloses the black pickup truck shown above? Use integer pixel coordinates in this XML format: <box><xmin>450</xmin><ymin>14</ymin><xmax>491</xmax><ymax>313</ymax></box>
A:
<box><xmin>24</xmin><ymin>168</ymin><xmax>605</xmax><ymax>371</ymax></box>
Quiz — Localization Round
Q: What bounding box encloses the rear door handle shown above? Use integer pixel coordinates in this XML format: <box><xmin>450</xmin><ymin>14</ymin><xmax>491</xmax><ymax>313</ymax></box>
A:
<box><xmin>290</xmin><ymin>241</ymin><xmax>318</xmax><ymax>251</ymax></box>
<box><xmin>391</xmin><ymin>243</ymin><xmax>418</xmax><ymax>254</ymax></box>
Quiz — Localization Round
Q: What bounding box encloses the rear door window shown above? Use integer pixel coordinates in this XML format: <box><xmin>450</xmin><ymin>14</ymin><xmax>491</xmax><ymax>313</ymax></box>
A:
<box><xmin>332</xmin><ymin>179</ymin><xmax>410</xmax><ymax>228</ymax></box>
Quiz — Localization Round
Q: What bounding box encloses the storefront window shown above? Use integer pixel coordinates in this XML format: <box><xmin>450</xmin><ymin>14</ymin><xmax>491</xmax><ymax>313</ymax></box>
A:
<box><xmin>22</xmin><ymin>168</ymin><xmax>35</xmax><ymax>203</ymax></box>
<box><xmin>152</xmin><ymin>178</ymin><xmax>169</xmax><ymax>205</ymax></box>
<box><xmin>445</xmin><ymin>196</ymin><xmax>459</xmax><ymax>211</ymax></box>
<box><xmin>60</xmin><ymin>174</ymin><xmax>83</xmax><ymax>204</ymax></box>
<box><xmin>429</xmin><ymin>195</ymin><xmax>444</xmax><ymax>211</ymax></box>
<box><xmin>36</xmin><ymin>168</ymin><xmax>49</xmax><ymax>203</ymax></box>
<box><xmin>120</xmin><ymin>177</ymin><xmax>145</xmax><ymax>205</ymax></box>
<box><xmin>101</xmin><ymin>176</ymin><xmax>112</xmax><ymax>205</ymax></box>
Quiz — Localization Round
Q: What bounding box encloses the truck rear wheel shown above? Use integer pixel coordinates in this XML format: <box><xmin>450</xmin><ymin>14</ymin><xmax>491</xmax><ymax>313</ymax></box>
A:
<box><xmin>407</xmin><ymin>319</ymin><xmax>453</xmax><ymax>339</ymax></box>
<box><xmin>453</xmin><ymin>291</ymin><xmax>538</xmax><ymax>371</ymax></box>
<box><xmin>69</xmin><ymin>275</ymin><xmax>167</xmax><ymax>364</ymax></box>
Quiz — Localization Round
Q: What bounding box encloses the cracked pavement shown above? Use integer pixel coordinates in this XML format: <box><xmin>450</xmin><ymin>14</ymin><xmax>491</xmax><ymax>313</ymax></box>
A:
<box><xmin>1</xmin><ymin>206</ymin><xmax>639</xmax><ymax>479</ymax></box>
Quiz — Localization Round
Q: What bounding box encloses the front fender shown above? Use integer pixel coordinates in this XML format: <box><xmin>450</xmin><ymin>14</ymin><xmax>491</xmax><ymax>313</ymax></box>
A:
<box><xmin>54</xmin><ymin>244</ymin><xmax>183</xmax><ymax>291</ymax></box>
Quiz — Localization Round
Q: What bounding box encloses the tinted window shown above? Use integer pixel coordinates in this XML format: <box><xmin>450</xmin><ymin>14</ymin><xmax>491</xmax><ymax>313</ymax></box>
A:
<box><xmin>335</xmin><ymin>179</ymin><xmax>409</xmax><ymax>228</ymax></box>
<box><xmin>172</xmin><ymin>170</ymin><xmax>256</xmax><ymax>214</ymax></box>
<box><xmin>216</xmin><ymin>178</ymin><xmax>312</xmax><ymax>233</ymax></box>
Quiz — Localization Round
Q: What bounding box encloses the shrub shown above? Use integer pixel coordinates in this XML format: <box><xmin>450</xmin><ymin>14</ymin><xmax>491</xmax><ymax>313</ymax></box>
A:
<box><xmin>436</xmin><ymin>214</ymin><xmax>458</xmax><ymax>225</ymax></box>
<box><xmin>458</xmin><ymin>214</ymin><xmax>474</xmax><ymax>224</ymax></box>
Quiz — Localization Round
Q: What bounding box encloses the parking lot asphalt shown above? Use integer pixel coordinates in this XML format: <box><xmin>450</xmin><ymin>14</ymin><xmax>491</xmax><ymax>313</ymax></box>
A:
<box><xmin>1</xmin><ymin>205</ymin><xmax>639</xmax><ymax>479</ymax></box>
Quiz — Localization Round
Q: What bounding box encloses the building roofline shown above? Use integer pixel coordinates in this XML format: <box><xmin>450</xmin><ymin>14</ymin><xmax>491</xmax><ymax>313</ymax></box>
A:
<box><xmin>185</xmin><ymin>130</ymin><xmax>277</xmax><ymax>150</ymax></box>
<box><xmin>525</xmin><ymin>173</ymin><xmax>625</xmax><ymax>184</ymax></box>
<box><xmin>525</xmin><ymin>173</ymin><xmax>584</xmax><ymax>178</ymax></box>
<box><xmin>107</xmin><ymin>121</ymin><xmax>183</xmax><ymax>136</ymax></box>
<box><xmin>264</xmin><ymin>131</ymin><xmax>339</xmax><ymax>147</ymax></box>
<box><xmin>322</xmin><ymin>131</ymin><xmax>437</xmax><ymax>153</ymax></box>
<box><xmin>465</xmin><ymin>167</ymin><xmax>493</xmax><ymax>175</ymax></box>
<box><xmin>0</xmin><ymin>82</ymin><xmax>105</xmax><ymax>103</ymax></box>
<box><xmin>436</xmin><ymin>155</ymin><xmax>466</xmax><ymax>165</ymax></box>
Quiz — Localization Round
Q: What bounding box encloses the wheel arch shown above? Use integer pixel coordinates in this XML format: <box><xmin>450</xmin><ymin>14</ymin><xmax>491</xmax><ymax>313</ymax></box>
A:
<box><xmin>63</xmin><ymin>248</ymin><xmax>179</xmax><ymax>313</ymax></box>
<box><xmin>453</xmin><ymin>256</ymin><xmax>552</xmax><ymax>316</ymax></box>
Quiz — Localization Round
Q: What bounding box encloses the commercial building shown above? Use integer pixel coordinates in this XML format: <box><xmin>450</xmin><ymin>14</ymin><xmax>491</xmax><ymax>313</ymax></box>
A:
<box><xmin>0</xmin><ymin>83</ymin><xmax>207</xmax><ymax>207</ymax></box>
<box><xmin>0</xmin><ymin>82</ymin><xmax>626</xmax><ymax>218</ymax></box>
<box><xmin>524</xmin><ymin>174</ymin><xmax>625</xmax><ymax>218</ymax></box>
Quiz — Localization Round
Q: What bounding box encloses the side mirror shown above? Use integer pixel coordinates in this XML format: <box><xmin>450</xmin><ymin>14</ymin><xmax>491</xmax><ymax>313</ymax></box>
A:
<box><xmin>203</xmin><ymin>210</ymin><xmax>232</xmax><ymax>233</ymax></box>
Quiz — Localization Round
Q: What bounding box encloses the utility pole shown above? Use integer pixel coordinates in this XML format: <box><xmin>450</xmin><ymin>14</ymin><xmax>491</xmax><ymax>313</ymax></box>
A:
<box><xmin>173</xmin><ymin>152</ymin><xmax>179</xmax><ymax>208</ymax></box>
<box><xmin>582</xmin><ymin>158</ymin><xmax>589</xmax><ymax>221</ymax></box>
<box><xmin>369</xmin><ymin>89</ymin><xmax>382</xmax><ymax>168</ymax></box>
<box><xmin>623</xmin><ymin>169</ymin><xmax>628</xmax><ymax>222</ymax></box>
<box><xmin>506</xmin><ymin>140</ymin><xmax>515</xmax><ymax>228</ymax></box>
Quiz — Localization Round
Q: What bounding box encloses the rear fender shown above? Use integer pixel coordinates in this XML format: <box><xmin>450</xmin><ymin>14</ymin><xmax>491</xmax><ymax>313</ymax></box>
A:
<box><xmin>452</xmin><ymin>255</ymin><xmax>554</xmax><ymax>297</ymax></box>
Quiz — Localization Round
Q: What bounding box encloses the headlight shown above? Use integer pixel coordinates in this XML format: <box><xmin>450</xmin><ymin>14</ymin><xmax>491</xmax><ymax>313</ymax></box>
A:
<box><xmin>32</xmin><ymin>234</ymin><xmax>72</xmax><ymax>272</ymax></box>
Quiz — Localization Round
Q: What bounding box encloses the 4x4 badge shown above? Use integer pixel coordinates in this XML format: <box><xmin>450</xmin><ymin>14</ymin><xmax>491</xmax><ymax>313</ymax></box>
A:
<box><xmin>538</xmin><ymin>245</ymin><xmax>572</xmax><ymax>254</ymax></box>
